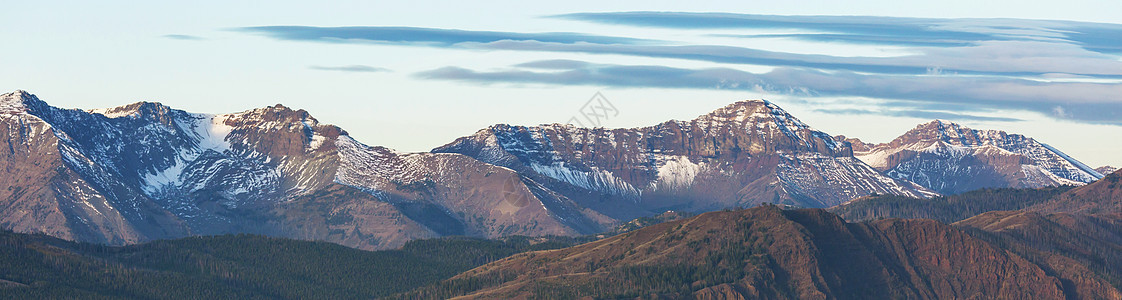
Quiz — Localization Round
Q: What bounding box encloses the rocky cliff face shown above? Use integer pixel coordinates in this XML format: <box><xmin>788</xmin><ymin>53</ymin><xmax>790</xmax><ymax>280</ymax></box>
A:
<box><xmin>434</xmin><ymin>100</ymin><xmax>934</xmax><ymax>219</ymax></box>
<box><xmin>854</xmin><ymin>120</ymin><xmax>1102</xmax><ymax>195</ymax></box>
<box><xmin>0</xmin><ymin>91</ymin><xmax>608</xmax><ymax>249</ymax></box>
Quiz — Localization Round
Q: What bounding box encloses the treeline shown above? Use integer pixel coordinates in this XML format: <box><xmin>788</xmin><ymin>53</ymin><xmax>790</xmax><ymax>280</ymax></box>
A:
<box><xmin>612</xmin><ymin>211</ymin><xmax>695</xmax><ymax>234</ymax></box>
<box><xmin>829</xmin><ymin>186</ymin><xmax>1074</xmax><ymax>223</ymax></box>
<box><xmin>0</xmin><ymin>231</ymin><xmax>585</xmax><ymax>299</ymax></box>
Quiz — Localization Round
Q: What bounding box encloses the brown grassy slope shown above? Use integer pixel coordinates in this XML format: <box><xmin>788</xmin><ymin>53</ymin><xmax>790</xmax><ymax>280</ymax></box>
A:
<box><xmin>957</xmin><ymin>210</ymin><xmax>1122</xmax><ymax>298</ymax></box>
<box><xmin>399</xmin><ymin>206</ymin><xmax>1109</xmax><ymax>299</ymax></box>
<box><xmin>1031</xmin><ymin>169</ymin><xmax>1122</xmax><ymax>217</ymax></box>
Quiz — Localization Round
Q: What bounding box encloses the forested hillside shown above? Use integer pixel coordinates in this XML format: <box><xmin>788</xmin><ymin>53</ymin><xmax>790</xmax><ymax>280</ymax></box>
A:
<box><xmin>957</xmin><ymin>211</ymin><xmax>1122</xmax><ymax>291</ymax></box>
<box><xmin>397</xmin><ymin>206</ymin><xmax>1117</xmax><ymax>299</ymax></box>
<box><xmin>830</xmin><ymin>186</ymin><xmax>1074</xmax><ymax>223</ymax></box>
<box><xmin>0</xmin><ymin>231</ymin><xmax>583</xmax><ymax>299</ymax></box>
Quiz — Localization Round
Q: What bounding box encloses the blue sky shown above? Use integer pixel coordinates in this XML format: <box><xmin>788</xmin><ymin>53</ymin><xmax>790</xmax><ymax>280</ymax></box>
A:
<box><xmin>3</xmin><ymin>1</ymin><xmax>1121</xmax><ymax>167</ymax></box>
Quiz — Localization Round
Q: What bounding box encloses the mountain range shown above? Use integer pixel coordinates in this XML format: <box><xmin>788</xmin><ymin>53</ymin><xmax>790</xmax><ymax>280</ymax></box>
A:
<box><xmin>0</xmin><ymin>90</ymin><xmax>1106</xmax><ymax>249</ymax></box>
<box><xmin>432</xmin><ymin>100</ymin><xmax>935</xmax><ymax>219</ymax></box>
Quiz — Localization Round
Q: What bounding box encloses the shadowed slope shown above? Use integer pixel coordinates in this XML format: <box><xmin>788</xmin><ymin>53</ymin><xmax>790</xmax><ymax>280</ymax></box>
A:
<box><xmin>400</xmin><ymin>206</ymin><xmax>1107</xmax><ymax>299</ymax></box>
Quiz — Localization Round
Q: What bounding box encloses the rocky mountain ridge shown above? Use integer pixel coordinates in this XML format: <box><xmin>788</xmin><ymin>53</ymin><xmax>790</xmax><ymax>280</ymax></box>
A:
<box><xmin>0</xmin><ymin>91</ymin><xmax>607</xmax><ymax>249</ymax></box>
<box><xmin>434</xmin><ymin>100</ymin><xmax>935</xmax><ymax>220</ymax></box>
<box><xmin>853</xmin><ymin>120</ymin><xmax>1103</xmax><ymax>195</ymax></box>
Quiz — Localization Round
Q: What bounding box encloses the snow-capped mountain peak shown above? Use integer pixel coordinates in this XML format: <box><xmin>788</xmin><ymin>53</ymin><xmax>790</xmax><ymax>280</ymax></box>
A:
<box><xmin>696</xmin><ymin>99</ymin><xmax>808</xmax><ymax>129</ymax></box>
<box><xmin>896</xmin><ymin>120</ymin><xmax>1024</xmax><ymax>148</ymax></box>
<box><xmin>690</xmin><ymin>99</ymin><xmax>845</xmax><ymax>155</ymax></box>
<box><xmin>86</xmin><ymin>101</ymin><xmax>173</xmax><ymax>119</ymax></box>
<box><xmin>1</xmin><ymin>90</ymin><xmax>46</xmax><ymax>114</ymax></box>
<box><xmin>855</xmin><ymin>120</ymin><xmax>1103</xmax><ymax>194</ymax></box>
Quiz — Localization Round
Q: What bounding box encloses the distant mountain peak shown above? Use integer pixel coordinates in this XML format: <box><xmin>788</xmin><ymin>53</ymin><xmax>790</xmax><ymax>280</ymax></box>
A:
<box><xmin>234</xmin><ymin>103</ymin><xmax>323</xmax><ymax>129</ymax></box>
<box><xmin>890</xmin><ymin>120</ymin><xmax>1014</xmax><ymax>148</ymax></box>
<box><xmin>87</xmin><ymin>101</ymin><xmax>176</xmax><ymax>119</ymax></box>
<box><xmin>923</xmin><ymin>119</ymin><xmax>968</xmax><ymax>133</ymax></box>
<box><xmin>857</xmin><ymin>119</ymin><xmax>1102</xmax><ymax>194</ymax></box>
<box><xmin>1</xmin><ymin>90</ymin><xmax>47</xmax><ymax>114</ymax></box>
<box><xmin>918</xmin><ymin>118</ymin><xmax>965</xmax><ymax>130</ymax></box>
<box><xmin>2</xmin><ymin>89</ymin><xmax>32</xmax><ymax>100</ymax></box>
<box><xmin>690</xmin><ymin>99</ymin><xmax>839</xmax><ymax>151</ymax></box>
<box><xmin>724</xmin><ymin>98</ymin><xmax>772</xmax><ymax>107</ymax></box>
<box><xmin>256</xmin><ymin>104</ymin><xmax>312</xmax><ymax>118</ymax></box>
<box><xmin>695</xmin><ymin>99</ymin><xmax>801</xmax><ymax>126</ymax></box>
<box><xmin>835</xmin><ymin>135</ymin><xmax>873</xmax><ymax>152</ymax></box>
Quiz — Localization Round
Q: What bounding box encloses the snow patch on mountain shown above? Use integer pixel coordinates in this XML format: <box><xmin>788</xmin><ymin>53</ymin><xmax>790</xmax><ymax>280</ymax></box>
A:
<box><xmin>190</xmin><ymin>114</ymin><xmax>233</xmax><ymax>152</ymax></box>
<box><xmin>308</xmin><ymin>134</ymin><xmax>327</xmax><ymax>151</ymax></box>
<box><xmin>1021</xmin><ymin>164</ymin><xmax>1082</xmax><ymax>187</ymax></box>
<box><xmin>853</xmin><ymin>149</ymin><xmax>892</xmax><ymax>169</ymax></box>
<box><xmin>778</xmin><ymin>153</ymin><xmax>937</xmax><ymax>206</ymax></box>
<box><xmin>141</xmin><ymin>159</ymin><xmax>186</xmax><ymax>194</ymax></box>
<box><xmin>530</xmin><ymin>162</ymin><xmax>641</xmax><ymax>200</ymax></box>
<box><xmin>1040</xmin><ymin>143</ymin><xmax>1103</xmax><ymax>179</ymax></box>
<box><xmin>649</xmin><ymin>155</ymin><xmax>702</xmax><ymax>191</ymax></box>
<box><xmin>87</xmin><ymin>108</ymin><xmax>139</xmax><ymax>119</ymax></box>
<box><xmin>0</xmin><ymin>91</ymin><xmax>31</xmax><ymax>114</ymax></box>
<box><xmin>334</xmin><ymin>135</ymin><xmax>424</xmax><ymax>192</ymax></box>
<box><xmin>136</xmin><ymin>113</ymin><xmax>238</xmax><ymax>195</ymax></box>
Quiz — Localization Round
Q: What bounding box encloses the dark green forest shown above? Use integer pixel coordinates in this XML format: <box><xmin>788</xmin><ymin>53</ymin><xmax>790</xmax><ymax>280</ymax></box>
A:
<box><xmin>829</xmin><ymin>186</ymin><xmax>1074</xmax><ymax>223</ymax></box>
<box><xmin>0</xmin><ymin>230</ymin><xmax>585</xmax><ymax>299</ymax></box>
